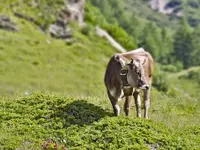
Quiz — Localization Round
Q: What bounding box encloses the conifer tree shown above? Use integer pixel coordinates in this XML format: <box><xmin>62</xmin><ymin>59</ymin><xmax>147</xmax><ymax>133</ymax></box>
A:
<box><xmin>173</xmin><ymin>18</ymin><xmax>194</xmax><ymax>68</ymax></box>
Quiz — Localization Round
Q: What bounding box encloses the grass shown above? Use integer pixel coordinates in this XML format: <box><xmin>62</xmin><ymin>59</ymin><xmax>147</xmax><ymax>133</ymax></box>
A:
<box><xmin>168</xmin><ymin>66</ymin><xmax>200</xmax><ymax>99</ymax></box>
<box><xmin>0</xmin><ymin>93</ymin><xmax>199</xmax><ymax>149</ymax></box>
<box><xmin>0</xmin><ymin>16</ymin><xmax>116</xmax><ymax>97</ymax></box>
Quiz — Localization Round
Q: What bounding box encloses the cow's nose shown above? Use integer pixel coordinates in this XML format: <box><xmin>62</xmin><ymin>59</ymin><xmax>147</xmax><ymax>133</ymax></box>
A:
<box><xmin>140</xmin><ymin>84</ymin><xmax>149</xmax><ymax>90</ymax></box>
<box><xmin>145</xmin><ymin>85</ymin><xmax>149</xmax><ymax>90</ymax></box>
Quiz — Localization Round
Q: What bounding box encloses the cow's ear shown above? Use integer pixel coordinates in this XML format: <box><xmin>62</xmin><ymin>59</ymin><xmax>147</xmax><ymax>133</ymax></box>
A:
<box><xmin>141</xmin><ymin>54</ymin><xmax>148</xmax><ymax>65</ymax></box>
<box><xmin>130</xmin><ymin>59</ymin><xmax>134</xmax><ymax>64</ymax></box>
<box><xmin>114</xmin><ymin>54</ymin><xmax>120</xmax><ymax>61</ymax></box>
<box><xmin>132</xmin><ymin>59</ymin><xmax>140</xmax><ymax>67</ymax></box>
<box><xmin>142</xmin><ymin>58</ymin><xmax>147</xmax><ymax>65</ymax></box>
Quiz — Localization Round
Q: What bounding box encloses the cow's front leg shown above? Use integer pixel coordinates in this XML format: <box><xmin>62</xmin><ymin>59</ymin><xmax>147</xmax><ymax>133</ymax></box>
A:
<box><xmin>124</xmin><ymin>96</ymin><xmax>132</xmax><ymax>116</ymax></box>
<box><xmin>133</xmin><ymin>91</ymin><xmax>141</xmax><ymax>117</ymax></box>
<box><xmin>144</xmin><ymin>89</ymin><xmax>150</xmax><ymax>119</ymax></box>
<box><xmin>107</xmin><ymin>90</ymin><xmax>120</xmax><ymax>116</ymax></box>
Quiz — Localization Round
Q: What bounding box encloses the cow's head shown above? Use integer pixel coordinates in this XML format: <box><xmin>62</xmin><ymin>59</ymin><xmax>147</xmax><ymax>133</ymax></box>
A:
<box><xmin>115</xmin><ymin>54</ymin><xmax>149</xmax><ymax>90</ymax></box>
<box><xmin>126</xmin><ymin>59</ymin><xmax>149</xmax><ymax>90</ymax></box>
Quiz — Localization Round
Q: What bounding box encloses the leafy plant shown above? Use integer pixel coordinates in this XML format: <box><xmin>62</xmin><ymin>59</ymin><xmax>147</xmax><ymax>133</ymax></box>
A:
<box><xmin>41</xmin><ymin>140</ymin><xmax>67</xmax><ymax>150</ymax></box>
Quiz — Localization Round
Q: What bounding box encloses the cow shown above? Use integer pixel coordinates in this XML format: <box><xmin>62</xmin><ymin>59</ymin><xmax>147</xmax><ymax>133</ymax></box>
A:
<box><xmin>104</xmin><ymin>48</ymin><xmax>154</xmax><ymax>119</ymax></box>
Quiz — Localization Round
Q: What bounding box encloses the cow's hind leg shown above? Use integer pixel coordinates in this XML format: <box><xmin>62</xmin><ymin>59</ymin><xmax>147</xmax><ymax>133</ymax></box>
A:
<box><xmin>107</xmin><ymin>90</ymin><xmax>120</xmax><ymax>116</ymax></box>
<box><xmin>133</xmin><ymin>91</ymin><xmax>141</xmax><ymax>118</ymax></box>
<box><xmin>124</xmin><ymin>96</ymin><xmax>132</xmax><ymax>116</ymax></box>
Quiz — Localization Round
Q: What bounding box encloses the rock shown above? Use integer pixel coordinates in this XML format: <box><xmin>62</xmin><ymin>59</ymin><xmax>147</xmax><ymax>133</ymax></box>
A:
<box><xmin>0</xmin><ymin>15</ymin><xmax>18</xmax><ymax>31</ymax></box>
<box><xmin>49</xmin><ymin>7</ymin><xmax>73</xmax><ymax>40</ymax></box>
<box><xmin>49</xmin><ymin>24</ymin><xmax>72</xmax><ymax>39</ymax></box>
<box><xmin>49</xmin><ymin>0</ymin><xmax>85</xmax><ymax>42</ymax></box>
<box><xmin>64</xmin><ymin>0</ymin><xmax>85</xmax><ymax>26</ymax></box>
<box><xmin>148</xmin><ymin>0</ymin><xmax>182</xmax><ymax>16</ymax></box>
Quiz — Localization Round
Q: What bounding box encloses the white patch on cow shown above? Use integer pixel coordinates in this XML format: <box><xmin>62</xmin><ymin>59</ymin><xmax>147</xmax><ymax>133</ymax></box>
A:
<box><xmin>114</xmin><ymin>104</ymin><xmax>120</xmax><ymax>116</ymax></box>
<box><xmin>118</xmin><ymin>57</ymin><xmax>126</xmax><ymax>67</ymax></box>
<box><xmin>133</xmin><ymin>59</ymin><xmax>140</xmax><ymax>67</ymax></box>
<box><xmin>118</xmin><ymin>90</ymin><xmax>124</xmax><ymax>101</ymax></box>
<box><xmin>123</xmin><ymin>48</ymin><xmax>145</xmax><ymax>55</ymax></box>
<box><xmin>133</xmin><ymin>47</ymin><xmax>145</xmax><ymax>53</ymax></box>
<box><xmin>140</xmin><ymin>84</ymin><xmax>149</xmax><ymax>90</ymax></box>
<box><xmin>109</xmin><ymin>88</ymin><xmax>117</xmax><ymax>98</ymax></box>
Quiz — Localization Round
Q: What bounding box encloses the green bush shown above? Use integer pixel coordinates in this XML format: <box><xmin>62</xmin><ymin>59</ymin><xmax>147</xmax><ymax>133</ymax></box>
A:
<box><xmin>174</xmin><ymin>61</ymin><xmax>184</xmax><ymax>72</ymax></box>
<box><xmin>179</xmin><ymin>69</ymin><xmax>200</xmax><ymax>85</ymax></box>
<box><xmin>81</xmin><ymin>25</ymin><xmax>91</xmax><ymax>35</ymax></box>
<box><xmin>102</xmin><ymin>24</ymin><xmax>137</xmax><ymax>50</ymax></box>
<box><xmin>84</xmin><ymin>3</ymin><xmax>108</xmax><ymax>26</ymax></box>
<box><xmin>153</xmin><ymin>71</ymin><xmax>169</xmax><ymax>92</ymax></box>
<box><xmin>152</xmin><ymin>65</ymin><xmax>170</xmax><ymax>92</ymax></box>
<box><xmin>161</xmin><ymin>64</ymin><xmax>178</xmax><ymax>72</ymax></box>
<box><xmin>85</xmin><ymin>3</ymin><xmax>137</xmax><ymax>50</ymax></box>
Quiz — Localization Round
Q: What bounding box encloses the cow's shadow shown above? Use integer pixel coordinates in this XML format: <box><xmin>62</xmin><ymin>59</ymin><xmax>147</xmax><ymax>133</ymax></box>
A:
<box><xmin>50</xmin><ymin>100</ymin><xmax>111</xmax><ymax>128</ymax></box>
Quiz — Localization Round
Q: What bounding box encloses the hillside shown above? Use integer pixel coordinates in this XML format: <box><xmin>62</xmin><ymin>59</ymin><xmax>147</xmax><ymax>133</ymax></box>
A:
<box><xmin>0</xmin><ymin>0</ymin><xmax>200</xmax><ymax>149</ymax></box>
<box><xmin>88</xmin><ymin>0</ymin><xmax>200</xmax><ymax>69</ymax></box>
<box><xmin>0</xmin><ymin>21</ymin><xmax>115</xmax><ymax>96</ymax></box>
<box><xmin>124</xmin><ymin>0</ymin><xmax>200</xmax><ymax>27</ymax></box>
<box><xmin>0</xmin><ymin>0</ymin><xmax>117</xmax><ymax>97</ymax></box>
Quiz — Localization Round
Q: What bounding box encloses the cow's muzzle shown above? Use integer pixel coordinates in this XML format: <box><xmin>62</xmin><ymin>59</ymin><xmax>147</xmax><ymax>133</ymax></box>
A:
<box><xmin>140</xmin><ymin>84</ymin><xmax>149</xmax><ymax>90</ymax></box>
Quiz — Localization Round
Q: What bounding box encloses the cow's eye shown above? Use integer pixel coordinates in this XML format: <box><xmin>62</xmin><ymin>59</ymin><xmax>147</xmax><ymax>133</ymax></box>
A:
<box><xmin>137</xmin><ymin>72</ymin><xmax>141</xmax><ymax>77</ymax></box>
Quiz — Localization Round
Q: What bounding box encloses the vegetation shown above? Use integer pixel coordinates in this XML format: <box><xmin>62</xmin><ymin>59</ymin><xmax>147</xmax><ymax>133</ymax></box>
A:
<box><xmin>88</xmin><ymin>0</ymin><xmax>200</xmax><ymax>69</ymax></box>
<box><xmin>0</xmin><ymin>0</ymin><xmax>200</xmax><ymax>149</ymax></box>
<box><xmin>0</xmin><ymin>93</ymin><xmax>199</xmax><ymax>149</ymax></box>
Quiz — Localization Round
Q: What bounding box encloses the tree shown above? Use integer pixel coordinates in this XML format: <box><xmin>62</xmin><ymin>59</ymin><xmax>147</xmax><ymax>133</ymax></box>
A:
<box><xmin>191</xmin><ymin>25</ymin><xmax>200</xmax><ymax>66</ymax></box>
<box><xmin>173</xmin><ymin>18</ymin><xmax>194</xmax><ymax>69</ymax></box>
<box><xmin>158</xmin><ymin>27</ymin><xmax>174</xmax><ymax>64</ymax></box>
<box><xmin>139</xmin><ymin>22</ymin><xmax>162</xmax><ymax>60</ymax></box>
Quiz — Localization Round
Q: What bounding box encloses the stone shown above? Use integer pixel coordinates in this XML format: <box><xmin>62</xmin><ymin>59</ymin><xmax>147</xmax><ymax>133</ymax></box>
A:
<box><xmin>49</xmin><ymin>24</ymin><xmax>72</xmax><ymax>39</ymax></box>
<box><xmin>0</xmin><ymin>15</ymin><xmax>18</xmax><ymax>31</ymax></box>
<box><xmin>64</xmin><ymin>0</ymin><xmax>85</xmax><ymax>26</ymax></box>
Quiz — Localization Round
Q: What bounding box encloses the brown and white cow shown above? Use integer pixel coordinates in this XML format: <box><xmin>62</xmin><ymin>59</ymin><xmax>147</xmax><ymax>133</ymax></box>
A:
<box><xmin>104</xmin><ymin>48</ymin><xmax>154</xmax><ymax>119</ymax></box>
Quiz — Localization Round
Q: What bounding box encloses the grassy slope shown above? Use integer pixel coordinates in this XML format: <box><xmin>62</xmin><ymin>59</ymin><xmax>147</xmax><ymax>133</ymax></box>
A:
<box><xmin>0</xmin><ymin>20</ymin><xmax>199</xmax><ymax>148</ymax></box>
<box><xmin>123</xmin><ymin>0</ymin><xmax>200</xmax><ymax>27</ymax></box>
<box><xmin>0</xmin><ymin>1</ymin><xmax>199</xmax><ymax>149</ymax></box>
<box><xmin>168</xmin><ymin>66</ymin><xmax>200</xmax><ymax>99</ymax></box>
<box><xmin>0</xmin><ymin>18</ymin><xmax>115</xmax><ymax>97</ymax></box>
<box><xmin>1</xmin><ymin>94</ymin><xmax>199</xmax><ymax>149</ymax></box>
<box><xmin>122</xmin><ymin>0</ymin><xmax>175</xmax><ymax>27</ymax></box>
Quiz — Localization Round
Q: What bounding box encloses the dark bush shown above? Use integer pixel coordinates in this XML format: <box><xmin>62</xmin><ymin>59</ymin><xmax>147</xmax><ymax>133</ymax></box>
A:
<box><xmin>188</xmin><ymin>0</ymin><xmax>199</xmax><ymax>8</ymax></box>
<box><xmin>179</xmin><ymin>69</ymin><xmax>200</xmax><ymax>85</ymax></box>
<box><xmin>81</xmin><ymin>25</ymin><xmax>91</xmax><ymax>35</ymax></box>
<box><xmin>161</xmin><ymin>65</ymin><xmax>178</xmax><ymax>73</ymax></box>
<box><xmin>153</xmin><ymin>73</ymin><xmax>169</xmax><ymax>92</ymax></box>
<box><xmin>102</xmin><ymin>24</ymin><xmax>136</xmax><ymax>50</ymax></box>
<box><xmin>152</xmin><ymin>66</ymin><xmax>170</xmax><ymax>92</ymax></box>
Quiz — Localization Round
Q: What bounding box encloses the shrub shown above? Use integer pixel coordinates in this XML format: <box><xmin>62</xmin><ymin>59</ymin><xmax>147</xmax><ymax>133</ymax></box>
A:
<box><xmin>161</xmin><ymin>65</ymin><xmax>178</xmax><ymax>73</ymax></box>
<box><xmin>179</xmin><ymin>69</ymin><xmax>200</xmax><ymax>85</ymax></box>
<box><xmin>152</xmin><ymin>65</ymin><xmax>170</xmax><ymax>92</ymax></box>
<box><xmin>41</xmin><ymin>140</ymin><xmax>67</xmax><ymax>150</ymax></box>
<box><xmin>102</xmin><ymin>24</ymin><xmax>137</xmax><ymax>50</ymax></box>
<box><xmin>81</xmin><ymin>25</ymin><xmax>91</xmax><ymax>35</ymax></box>
<box><xmin>153</xmin><ymin>72</ymin><xmax>169</xmax><ymax>92</ymax></box>
<box><xmin>174</xmin><ymin>61</ymin><xmax>183</xmax><ymax>72</ymax></box>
